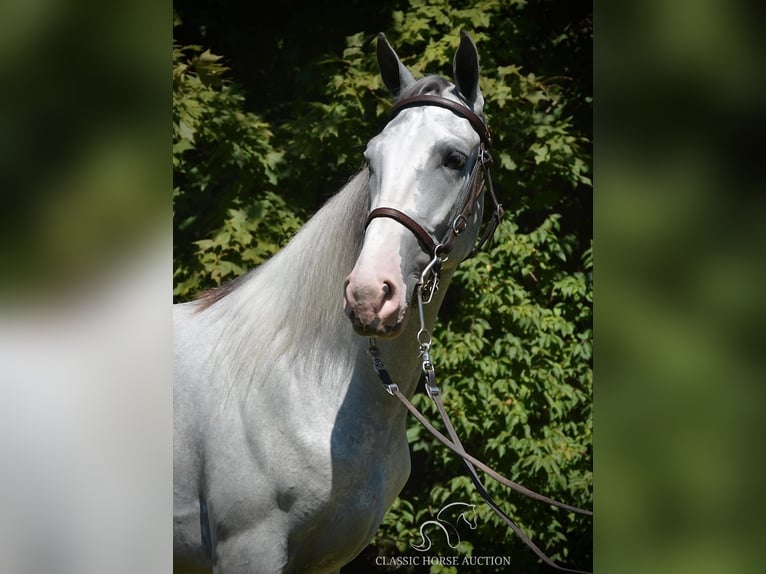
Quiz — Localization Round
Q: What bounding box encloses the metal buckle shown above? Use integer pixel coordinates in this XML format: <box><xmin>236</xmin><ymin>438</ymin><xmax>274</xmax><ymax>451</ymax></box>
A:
<box><xmin>368</xmin><ymin>340</ymin><xmax>399</xmax><ymax>395</ymax></box>
<box><xmin>452</xmin><ymin>214</ymin><xmax>468</xmax><ymax>235</ymax></box>
<box><xmin>418</xmin><ymin>248</ymin><xmax>444</xmax><ymax>306</ymax></box>
<box><xmin>383</xmin><ymin>381</ymin><xmax>399</xmax><ymax>396</ymax></box>
<box><xmin>422</xmin><ymin>360</ymin><xmax>440</xmax><ymax>399</ymax></box>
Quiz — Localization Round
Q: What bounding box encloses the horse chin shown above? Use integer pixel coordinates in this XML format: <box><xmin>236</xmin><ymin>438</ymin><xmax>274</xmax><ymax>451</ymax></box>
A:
<box><xmin>347</xmin><ymin>313</ymin><xmax>407</xmax><ymax>339</ymax></box>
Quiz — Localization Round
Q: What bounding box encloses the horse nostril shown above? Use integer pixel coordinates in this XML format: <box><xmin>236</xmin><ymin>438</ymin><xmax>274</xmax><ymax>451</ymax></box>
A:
<box><xmin>382</xmin><ymin>281</ymin><xmax>393</xmax><ymax>298</ymax></box>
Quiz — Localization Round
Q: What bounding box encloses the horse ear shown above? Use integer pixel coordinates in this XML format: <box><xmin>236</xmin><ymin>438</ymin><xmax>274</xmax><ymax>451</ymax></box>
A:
<box><xmin>453</xmin><ymin>30</ymin><xmax>484</xmax><ymax>112</ymax></box>
<box><xmin>376</xmin><ymin>33</ymin><xmax>415</xmax><ymax>97</ymax></box>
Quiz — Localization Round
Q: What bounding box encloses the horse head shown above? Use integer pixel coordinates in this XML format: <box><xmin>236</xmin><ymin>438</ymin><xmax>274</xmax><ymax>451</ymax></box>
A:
<box><xmin>343</xmin><ymin>31</ymin><xmax>489</xmax><ymax>338</ymax></box>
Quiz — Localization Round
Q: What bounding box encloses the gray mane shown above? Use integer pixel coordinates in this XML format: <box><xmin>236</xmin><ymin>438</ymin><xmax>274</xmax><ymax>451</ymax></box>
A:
<box><xmin>194</xmin><ymin>170</ymin><xmax>368</xmax><ymax>313</ymax></box>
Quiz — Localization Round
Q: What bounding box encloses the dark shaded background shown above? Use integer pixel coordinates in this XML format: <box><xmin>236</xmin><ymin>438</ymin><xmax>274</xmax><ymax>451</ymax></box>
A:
<box><xmin>0</xmin><ymin>1</ymin><xmax>764</xmax><ymax>574</ymax></box>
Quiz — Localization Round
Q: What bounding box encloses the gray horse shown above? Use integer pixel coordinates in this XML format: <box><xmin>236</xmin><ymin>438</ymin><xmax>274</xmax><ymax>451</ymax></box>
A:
<box><xmin>174</xmin><ymin>32</ymin><xmax>487</xmax><ymax>573</ymax></box>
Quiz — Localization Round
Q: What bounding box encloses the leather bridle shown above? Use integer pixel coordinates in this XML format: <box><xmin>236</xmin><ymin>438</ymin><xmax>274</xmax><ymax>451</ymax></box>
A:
<box><xmin>364</xmin><ymin>94</ymin><xmax>505</xmax><ymax>261</ymax></box>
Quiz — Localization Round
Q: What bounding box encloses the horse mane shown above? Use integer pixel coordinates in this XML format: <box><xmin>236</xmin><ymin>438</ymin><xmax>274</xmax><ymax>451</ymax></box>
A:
<box><xmin>193</xmin><ymin>168</ymin><xmax>370</xmax><ymax>395</ymax></box>
<box><xmin>194</xmin><ymin>169</ymin><xmax>369</xmax><ymax>314</ymax></box>
<box><xmin>194</xmin><ymin>271</ymin><xmax>251</xmax><ymax>312</ymax></box>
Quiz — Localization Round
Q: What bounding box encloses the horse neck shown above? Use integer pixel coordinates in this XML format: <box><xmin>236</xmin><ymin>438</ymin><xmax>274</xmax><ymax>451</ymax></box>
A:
<box><xmin>205</xmin><ymin>170</ymin><xmax>364</xmax><ymax>398</ymax></box>
<box><xmin>206</xmin><ymin>167</ymin><xmax>456</xmax><ymax>409</ymax></box>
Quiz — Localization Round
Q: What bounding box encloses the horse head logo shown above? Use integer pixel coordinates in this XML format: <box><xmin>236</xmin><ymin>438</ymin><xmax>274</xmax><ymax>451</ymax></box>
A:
<box><xmin>411</xmin><ymin>501</ymin><xmax>478</xmax><ymax>552</ymax></box>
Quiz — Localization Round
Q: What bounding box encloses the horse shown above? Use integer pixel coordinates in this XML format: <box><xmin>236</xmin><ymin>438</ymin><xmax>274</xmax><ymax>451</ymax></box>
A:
<box><xmin>174</xmin><ymin>31</ymin><xmax>493</xmax><ymax>573</ymax></box>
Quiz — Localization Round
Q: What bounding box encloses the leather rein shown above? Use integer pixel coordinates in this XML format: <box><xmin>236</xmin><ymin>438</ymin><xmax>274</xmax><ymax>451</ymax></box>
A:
<box><xmin>366</xmin><ymin>94</ymin><xmax>592</xmax><ymax>574</ymax></box>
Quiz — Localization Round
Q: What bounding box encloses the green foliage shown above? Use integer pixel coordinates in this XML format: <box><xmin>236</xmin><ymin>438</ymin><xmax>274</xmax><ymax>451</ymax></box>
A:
<box><xmin>173</xmin><ymin>43</ymin><xmax>303</xmax><ymax>300</ymax></box>
<box><xmin>273</xmin><ymin>31</ymin><xmax>387</xmax><ymax>210</ymax></box>
<box><xmin>376</xmin><ymin>216</ymin><xmax>592</xmax><ymax>572</ymax></box>
<box><xmin>174</xmin><ymin>0</ymin><xmax>591</xmax><ymax>570</ymax></box>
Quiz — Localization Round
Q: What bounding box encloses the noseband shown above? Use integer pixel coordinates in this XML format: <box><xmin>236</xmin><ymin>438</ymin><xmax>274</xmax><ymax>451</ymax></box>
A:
<box><xmin>365</xmin><ymin>94</ymin><xmax>504</xmax><ymax>261</ymax></box>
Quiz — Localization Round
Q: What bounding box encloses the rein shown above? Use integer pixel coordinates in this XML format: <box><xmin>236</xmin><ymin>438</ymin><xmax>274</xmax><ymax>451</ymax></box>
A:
<box><xmin>365</xmin><ymin>94</ymin><xmax>505</xmax><ymax>260</ymax></box>
<box><xmin>365</xmin><ymin>95</ymin><xmax>591</xmax><ymax>573</ymax></box>
<box><xmin>368</xmin><ymin>288</ymin><xmax>593</xmax><ymax>573</ymax></box>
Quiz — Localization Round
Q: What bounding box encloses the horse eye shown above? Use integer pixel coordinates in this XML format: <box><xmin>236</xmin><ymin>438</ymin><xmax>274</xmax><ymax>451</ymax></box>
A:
<box><xmin>444</xmin><ymin>152</ymin><xmax>467</xmax><ymax>170</ymax></box>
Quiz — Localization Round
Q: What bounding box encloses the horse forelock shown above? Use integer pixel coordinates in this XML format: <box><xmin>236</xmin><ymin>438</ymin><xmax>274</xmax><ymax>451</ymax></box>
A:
<box><xmin>397</xmin><ymin>75</ymin><xmax>452</xmax><ymax>101</ymax></box>
<box><xmin>396</xmin><ymin>75</ymin><xmax>484</xmax><ymax>121</ymax></box>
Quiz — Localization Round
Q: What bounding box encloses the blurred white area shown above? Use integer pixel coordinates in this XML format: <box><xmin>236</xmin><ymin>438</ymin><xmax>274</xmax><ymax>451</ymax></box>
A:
<box><xmin>0</xmin><ymin>235</ymin><xmax>172</xmax><ymax>574</ymax></box>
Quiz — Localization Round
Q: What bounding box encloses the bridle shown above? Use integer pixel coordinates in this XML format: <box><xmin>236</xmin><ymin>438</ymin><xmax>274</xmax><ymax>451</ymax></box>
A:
<box><xmin>365</xmin><ymin>94</ymin><xmax>593</xmax><ymax>574</ymax></box>
<box><xmin>365</xmin><ymin>94</ymin><xmax>505</xmax><ymax>262</ymax></box>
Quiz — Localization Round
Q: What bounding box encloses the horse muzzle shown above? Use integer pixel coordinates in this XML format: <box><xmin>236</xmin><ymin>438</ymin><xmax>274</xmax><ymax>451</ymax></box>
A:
<box><xmin>342</xmin><ymin>273</ymin><xmax>409</xmax><ymax>339</ymax></box>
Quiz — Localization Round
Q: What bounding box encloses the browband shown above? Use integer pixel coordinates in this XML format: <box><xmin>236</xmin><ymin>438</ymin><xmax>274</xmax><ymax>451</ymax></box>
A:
<box><xmin>389</xmin><ymin>94</ymin><xmax>492</xmax><ymax>148</ymax></box>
